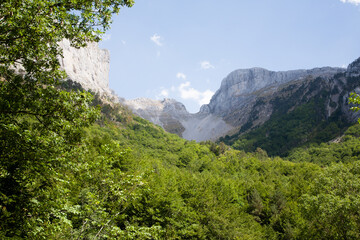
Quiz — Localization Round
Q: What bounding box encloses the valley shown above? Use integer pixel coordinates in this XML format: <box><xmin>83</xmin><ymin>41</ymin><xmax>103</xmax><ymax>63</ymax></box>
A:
<box><xmin>2</xmin><ymin>2</ymin><xmax>360</xmax><ymax>238</ymax></box>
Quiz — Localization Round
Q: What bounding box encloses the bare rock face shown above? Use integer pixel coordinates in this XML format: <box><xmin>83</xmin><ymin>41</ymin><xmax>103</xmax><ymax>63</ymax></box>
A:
<box><xmin>205</xmin><ymin>67</ymin><xmax>345</xmax><ymax>118</ymax></box>
<box><xmin>347</xmin><ymin>57</ymin><xmax>360</xmax><ymax>76</ymax></box>
<box><xmin>58</xmin><ymin>39</ymin><xmax>112</xmax><ymax>96</ymax></box>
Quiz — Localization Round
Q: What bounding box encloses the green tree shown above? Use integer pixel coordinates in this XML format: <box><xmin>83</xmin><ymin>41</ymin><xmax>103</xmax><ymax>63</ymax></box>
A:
<box><xmin>0</xmin><ymin>0</ymin><xmax>133</xmax><ymax>237</ymax></box>
<box><xmin>300</xmin><ymin>162</ymin><xmax>360</xmax><ymax>239</ymax></box>
<box><xmin>350</xmin><ymin>92</ymin><xmax>360</xmax><ymax>123</ymax></box>
<box><xmin>0</xmin><ymin>71</ymin><xmax>100</xmax><ymax>237</ymax></box>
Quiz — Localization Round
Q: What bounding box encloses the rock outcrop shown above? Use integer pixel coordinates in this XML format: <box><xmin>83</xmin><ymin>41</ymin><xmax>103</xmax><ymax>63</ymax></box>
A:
<box><xmin>58</xmin><ymin>39</ymin><xmax>112</xmax><ymax>97</ymax></box>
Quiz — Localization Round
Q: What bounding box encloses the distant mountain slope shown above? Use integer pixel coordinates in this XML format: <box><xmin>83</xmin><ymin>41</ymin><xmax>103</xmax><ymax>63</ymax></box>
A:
<box><xmin>221</xmin><ymin>58</ymin><xmax>360</xmax><ymax>156</ymax></box>
<box><xmin>124</xmin><ymin>98</ymin><xmax>232</xmax><ymax>141</ymax></box>
<box><xmin>125</xmin><ymin>61</ymin><xmax>357</xmax><ymax>146</ymax></box>
<box><xmin>206</xmin><ymin>67</ymin><xmax>345</xmax><ymax>128</ymax></box>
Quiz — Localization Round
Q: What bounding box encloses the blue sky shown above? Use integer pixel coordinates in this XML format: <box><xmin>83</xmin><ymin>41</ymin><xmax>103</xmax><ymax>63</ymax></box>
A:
<box><xmin>100</xmin><ymin>0</ymin><xmax>360</xmax><ymax>113</ymax></box>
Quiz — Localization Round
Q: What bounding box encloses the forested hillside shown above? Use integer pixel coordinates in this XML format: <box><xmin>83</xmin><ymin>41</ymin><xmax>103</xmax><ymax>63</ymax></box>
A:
<box><xmin>1</xmin><ymin>82</ymin><xmax>360</xmax><ymax>239</ymax></box>
<box><xmin>1</xmin><ymin>0</ymin><xmax>360</xmax><ymax>239</ymax></box>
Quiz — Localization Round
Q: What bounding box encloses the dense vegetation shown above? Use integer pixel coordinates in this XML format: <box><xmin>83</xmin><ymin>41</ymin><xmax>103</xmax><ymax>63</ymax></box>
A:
<box><xmin>2</xmin><ymin>88</ymin><xmax>360</xmax><ymax>238</ymax></box>
<box><xmin>2</xmin><ymin>0</ymin><xmax>360</xmax><ymax>238</ymax></box>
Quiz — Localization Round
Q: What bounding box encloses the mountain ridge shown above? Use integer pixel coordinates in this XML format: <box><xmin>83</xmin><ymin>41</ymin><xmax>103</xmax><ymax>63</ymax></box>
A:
<box><xmin>124</xmin><ymin>64</ymin><xmax>351</xmax><ymax>142</ymax></box>
<box><xmin>58</xmin><ymin>41</ymin><xmax>360</xmax><ymax>146</ymax></box>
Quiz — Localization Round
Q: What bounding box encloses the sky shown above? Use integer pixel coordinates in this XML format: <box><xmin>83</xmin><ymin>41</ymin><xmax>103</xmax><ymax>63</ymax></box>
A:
<box><xmin>100</xmin><ymin>0</ymin><xmax>360</xmax><ymax>113</ymax></box>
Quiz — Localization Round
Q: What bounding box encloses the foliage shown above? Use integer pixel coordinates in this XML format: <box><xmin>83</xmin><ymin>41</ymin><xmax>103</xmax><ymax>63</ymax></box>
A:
<box><xmin>1</xmin><ymin>0</ymin><xmax>134</xmax><ymax>237</ymax></box>
<box><xmin>350</xmin><ymin>92</ymin><xmax>360</xmax><ymax>123</ymax></box>
<box><xmin>0</xmin><ymin>70</ymin><xmax>99</xmax><ymax>237</ymax></box>
<box><xmin>300</xmin><ymin>162</ymin><xmax>360</xmax><ymax>239</ymax></box>
<box><xmin>287</xmin><ymin>124</ymin><xmax>360</xmax><ymax>166</ymax></box>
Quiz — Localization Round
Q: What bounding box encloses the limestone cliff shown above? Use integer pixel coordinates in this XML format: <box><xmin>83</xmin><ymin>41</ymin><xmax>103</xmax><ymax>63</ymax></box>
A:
<box><xmin>58</xmin><ymin>39</ymin><xmax>112</xmax><ymax>97</ymax></box>
<box><xmin>204</xmin><ymin>67</ymin><xmax>345</xmax><ymax>123</ymax></box>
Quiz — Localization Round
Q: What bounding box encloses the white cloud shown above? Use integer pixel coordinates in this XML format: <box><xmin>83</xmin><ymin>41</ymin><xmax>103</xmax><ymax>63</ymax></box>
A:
<box><xmin>121</xmin><ymin>40</ymin><xmax>126</xmax><ymax>45</ymax></box>
<box><xmin>160</xmin><ymin>89</ymin><xmax>169</xmax><ymax>97</ymax></box>
<box><xmin>178</xmin><ymin>81</ymin><xmax>214</xmax><ymax>105</ymax></box>
<box><xmin>176</xmin><ymin>72</ymin><xmax>187</xmax><ymax>80</ymax></box>
<box><xmin>155</xmin><ymin>88</ymin><xmax>169</xmax><ymax>99</ymax></box>
<box><xmin>150</xmin><ymin>34</ymin><xmax>163</xmax><ymax>46</ymax></box>
<box><xmin>199</xmin><ymin>90</ymin><xmax>215</xmax><ymax>105</ymax></box>
<box><xmin>340</xmin><ymin>0</ymin><xmax>360</xmax><ymax>5</ymax></box>
<box><xmin>200</xmin><ymin>61</ymin><xmax>215</xmax><ymax>69</ymax></box>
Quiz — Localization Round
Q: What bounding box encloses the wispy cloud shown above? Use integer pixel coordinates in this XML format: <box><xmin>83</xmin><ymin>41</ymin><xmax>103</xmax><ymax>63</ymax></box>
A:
<box><xmin>150</xmin><ymin>33</ymin><xmax>163</xmax><ymax>46</ymax></box>
<box><xmin>176</xmin><ymin>72</ymin><xmax>187</xmax><ymax>80</ymax></box>
<box><xmin>178</xmin><ymin>81</ymin><xmax>214</xmax><ymax>105</ymax></box>
<box><xmin>200</xmin><ymin>61</ymin><xmax>215</xmax><ymax>70</ymax></box>
<box><xmin>340</xmin><ymin>0</ymin><xmax>360</xmax><ymax>5</ymax></box>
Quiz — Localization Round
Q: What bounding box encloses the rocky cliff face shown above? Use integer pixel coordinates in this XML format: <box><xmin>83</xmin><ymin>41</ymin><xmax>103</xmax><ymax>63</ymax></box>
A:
<box><xmin>58</xmin><ymin>39</ymin><xmax>113</xmax><ymax>97</ymax></box>
<box><xmin>204</xmin><ymin>67</ymin><xmax>345</xmax><ymax>121</ymax></box>
<box><xmin>347</xmin><ymin>57</ymin><xmax>360</xmax><ymax>75</ymax></box>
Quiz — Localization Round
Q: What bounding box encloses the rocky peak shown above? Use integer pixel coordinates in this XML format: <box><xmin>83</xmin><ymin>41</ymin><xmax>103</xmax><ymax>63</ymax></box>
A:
<box><xmin>347</xmin><ymin>57</ymin><xmax>360</xmax><ymax>74</ymax></box>
<box><xmin>161</xmin><ymin>98</ymin><xmax>189</xmax><ymax>114</ymax></box>
<box><xmin>125</xmin><ymin>98</ymin><xmax>188</xmax><ymax>116</ymax></box>
<box><xmin>124</xmin><ymin>98</ymin><xmax>190</xmax><ymax>135</ymax></box>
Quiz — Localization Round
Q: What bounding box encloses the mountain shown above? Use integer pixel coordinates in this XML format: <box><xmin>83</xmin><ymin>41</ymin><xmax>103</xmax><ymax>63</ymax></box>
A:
<box><xmin>221</xmin><ymin>68</ymin><xmax>360</xmax><ymax>155</ymax></box>
<box><xmin>125</xmin><ymin>64</ymin><xmax>359</xmax><ymax>143</ymax></box>
<box><xmin>202</xmin><ymin>67</ymin><xmax>346</xmax><ymax>131</ymax></box>
<box><xmin>57</xmin><ymin>40</ymin><xmax>360</xmax><ymax>154</ymax></box>
<box><xmin>124</xmin><ymin>98</ymin><xmax>188</xmax><ymax>136</ymax></box>
<box><xmin>124</xmin><ymin>98</ymin><xmax>232</xmax><ymax>141</ymax></box>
